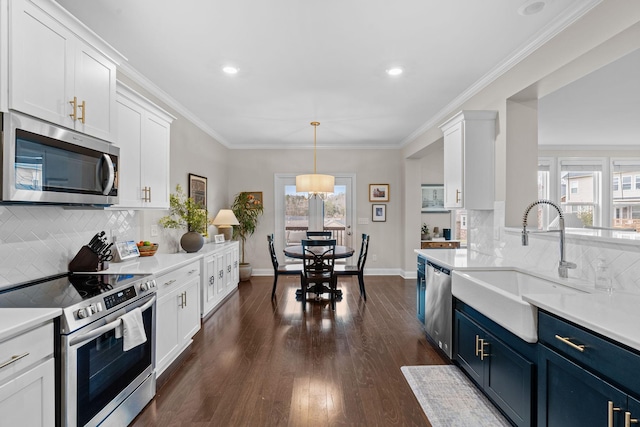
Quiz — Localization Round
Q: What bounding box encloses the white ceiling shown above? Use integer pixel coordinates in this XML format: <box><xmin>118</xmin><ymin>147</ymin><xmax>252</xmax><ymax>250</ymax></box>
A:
<box><xmin>57</xmin><ymin>0</ymin><xmax>598</xmax><ymax>149</ymax></box>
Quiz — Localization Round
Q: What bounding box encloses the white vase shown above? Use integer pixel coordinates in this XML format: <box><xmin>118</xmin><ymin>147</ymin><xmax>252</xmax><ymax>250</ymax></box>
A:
<box><xmin>180</xmin><ymin>231</ymin><xmax>204</xmax><ymax>253</ymax></box>
<box><xmin>239</xmin><ymin>263</ymin><xmax>252</xmax><ymax>281</ymax></box>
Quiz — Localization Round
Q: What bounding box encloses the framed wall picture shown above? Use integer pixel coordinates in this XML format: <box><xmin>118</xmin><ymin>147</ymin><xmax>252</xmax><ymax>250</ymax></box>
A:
<box><xmin>189</xmin><ymin>174</ymin><xmax>207</xmax><ymax>208</ymax></box>
<box><xmin>369</xmin><ymin>184</ymin><xmax>389</xmax><ymax>202</ymax></box>
<box><xmin>245</xmin><ymin>191</ymin><xmax>263</xmax><ymax>208</ymax></box>
<box><xmin>421</xmin><ymin>184</ymin><xmax>448</xmax><ymax>212</ymax></box>
<box><xmin>372</xmin><ymin>204</ymin><xmax>386</xmax><ymax>222</ymax></box>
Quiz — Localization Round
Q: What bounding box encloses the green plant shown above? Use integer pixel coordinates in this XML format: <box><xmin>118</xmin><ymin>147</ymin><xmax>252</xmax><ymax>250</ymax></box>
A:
<box><xmin>231</xmin><ymin>192</ymin><xmax>264</xmax><ymax>264</ymax></box>
<box><xmin>421</xmin><ymin>223</ymin><xmax>429</xmax><ymax>235</ymax></box>
<box><xmin>159</xmin><ymin>185</ymin><xmax>208</xmax><ymax>234</ymax></box>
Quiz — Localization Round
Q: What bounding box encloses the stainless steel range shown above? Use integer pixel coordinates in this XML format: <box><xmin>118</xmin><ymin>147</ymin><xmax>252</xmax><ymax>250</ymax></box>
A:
<box><xmin>0</xmin><ymin>273</ymin><xmax>157</xmax><ymax>427</ymax></box>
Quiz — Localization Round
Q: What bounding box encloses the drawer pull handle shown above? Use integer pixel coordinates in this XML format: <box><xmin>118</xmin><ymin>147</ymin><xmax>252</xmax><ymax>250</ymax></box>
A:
<box><xmin>164</xmin><ymin>279</ymin><xmax>176</xmax><ymax>286</ymax></box>
<box><xmin>475</xmin><ymin>335</ymin><xmax>480</xmax><ymax>357</ymax></box>
<box><xmin>0</xmin><ymin>352</ymin><xmax>29</xmax><ymax>369</ymax></box>
<box><xmin>626</xmin><ymin>412</ymin><xmax>639</xmax><ymax>427</ymax></box>
<box><xmin>555</xmin><ymin>335</ymin><xmax>585</xmax><ymax>352</ymax></box>
<box><xmin>188</xmin><ymin>269</ymin><xmax>198</xmax><ymax>274</ymax></box>
<box><xmin>609</xmin><ymin>401</ymin><xmax>622</xmax><ymax>427</ymax></box>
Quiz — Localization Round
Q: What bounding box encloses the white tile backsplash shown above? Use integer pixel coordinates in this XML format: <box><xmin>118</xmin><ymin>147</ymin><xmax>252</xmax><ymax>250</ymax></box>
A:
<box><xmin>0</xmin><ymin>206</ymin><xmax>140</xmax><ymax>288</ymax></box>
<box><xmin>468</xmin><ymin>203</ymin><xmax>640</xmax><ymax>294</ymax></box>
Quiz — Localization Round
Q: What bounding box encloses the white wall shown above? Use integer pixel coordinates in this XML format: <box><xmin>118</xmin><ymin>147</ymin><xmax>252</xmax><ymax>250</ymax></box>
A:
<box><xmin>226</xmin><ymin>148</ymin><xmax>404</xmax><ymax>274</ymax></box>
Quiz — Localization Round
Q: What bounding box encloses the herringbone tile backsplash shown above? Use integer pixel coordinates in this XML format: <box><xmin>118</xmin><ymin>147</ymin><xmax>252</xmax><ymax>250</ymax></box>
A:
<box><xmin>0</xmin><ymin>206</ymin><xmax>139</xmax><ymax>289</ymax></box>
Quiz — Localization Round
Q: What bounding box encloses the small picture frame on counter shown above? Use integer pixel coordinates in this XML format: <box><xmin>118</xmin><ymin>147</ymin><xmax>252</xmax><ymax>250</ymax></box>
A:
<box><xmin>372</xmin><ymin>204</ymin><xmax>386</xmax><ymax>222</ymax></box>
<box><xmin>214</xmin><ymin>234</ymin><xmax>225</xmax><ymax>244</ymax></box>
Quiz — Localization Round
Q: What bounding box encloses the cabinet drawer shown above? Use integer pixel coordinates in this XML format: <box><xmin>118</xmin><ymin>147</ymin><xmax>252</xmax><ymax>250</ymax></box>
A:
<box><xmin>0</xmin><ymin>322</ymin><xmax>53</xmax><ymax>384</ymax></box>
<box><xmin>539</xmin><ymin>311</ymin><xmax>640</xmax><ymax>394</ymax></box>
<box><xmin>156</xmin><ymin>261</ymin><xmax>201</xmax><ymax>297</ymax></box>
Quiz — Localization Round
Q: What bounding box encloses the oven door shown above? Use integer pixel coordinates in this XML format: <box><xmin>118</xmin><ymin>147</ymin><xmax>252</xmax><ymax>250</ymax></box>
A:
<box><xmin>62</xmin><ymin>294</ymin><xmax>156</xmax><ymax>427</ymax></box>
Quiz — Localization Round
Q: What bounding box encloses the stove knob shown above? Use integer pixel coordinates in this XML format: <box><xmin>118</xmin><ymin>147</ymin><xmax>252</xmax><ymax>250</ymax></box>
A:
<box><xmin>140</xmin><ymin>282</ymin><xmax>149</xmax><ymax>292</ymax></box>
<box><xmin>77</xmin><ymin>307</ymin><xmax>92</xmax><ymax>319</ymax></box>
<box><xmin>93</xmin><ymin>302</ymin><xmax>103</xmax><ymax>313</ymax></box>
<box><xmin>150</xmin><ymin>279</ymin><xmax>157</xmax><ymax>289</ymax></box>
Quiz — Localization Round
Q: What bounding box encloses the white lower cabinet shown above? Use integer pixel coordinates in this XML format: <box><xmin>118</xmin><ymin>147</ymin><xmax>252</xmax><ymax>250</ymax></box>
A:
<box><xmin>201</xmin><ymin>241</ymin><xmax>240</xmax><ymax>318</ymax></box>
<box><xmin>155</xmin><ymin>260</ymin><xmax>201</xmax><ymax>378</ymax></box>
<box><xmin>0</xmin><ymin>322</ymin><xmax>55</xmax><ymax>427</ymax></box>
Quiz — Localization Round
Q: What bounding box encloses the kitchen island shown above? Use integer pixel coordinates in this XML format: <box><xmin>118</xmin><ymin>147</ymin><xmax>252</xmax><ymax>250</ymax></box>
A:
<box><xmin>416</xmin><ymin>248</ymin><xmax>640</xmax><ymax>426</ymax></box>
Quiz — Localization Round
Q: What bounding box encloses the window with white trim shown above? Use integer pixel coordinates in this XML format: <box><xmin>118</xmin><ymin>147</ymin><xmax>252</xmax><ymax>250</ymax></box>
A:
<box><xmin>611</xmin><ymin>160</ymin><xmax>640</xmax><ymax>231</ymax></box>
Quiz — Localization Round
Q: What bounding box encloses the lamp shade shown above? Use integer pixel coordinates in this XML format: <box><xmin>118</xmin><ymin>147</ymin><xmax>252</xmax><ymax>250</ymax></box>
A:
<box><xmin>296</xmin><ymin>173</ymin><xmax>335</xmax><ymax>194</ymax></box>
<box><xmin>212</xmin><ymin>209</ymin><xmax>240</xmax><ymax>226</ymax></box>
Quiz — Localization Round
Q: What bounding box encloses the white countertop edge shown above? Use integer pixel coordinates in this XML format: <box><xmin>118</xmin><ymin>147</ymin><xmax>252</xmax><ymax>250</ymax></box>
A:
<box><xmin>523</xmin><ymin>292</ymin><xmax>640</xmax><ymax>351</ymax></box>
<box><xmin>0</xmin><ymin>308</ymin><xmax>62</xmax><ymax>341</ymax></box>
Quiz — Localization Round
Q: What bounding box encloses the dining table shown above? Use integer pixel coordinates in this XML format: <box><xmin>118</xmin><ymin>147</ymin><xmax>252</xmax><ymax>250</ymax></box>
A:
<box><xmin>284</xmin><ymin>244</ymin><xmax>355</xmax><ymax>299</ymax></box>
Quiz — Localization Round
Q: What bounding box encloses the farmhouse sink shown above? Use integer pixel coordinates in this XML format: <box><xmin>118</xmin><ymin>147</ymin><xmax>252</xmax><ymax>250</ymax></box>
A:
<box><xmin>452</xmin><ymin>268</ymin><xmax>587</xmax><ymax>343</ymax></box>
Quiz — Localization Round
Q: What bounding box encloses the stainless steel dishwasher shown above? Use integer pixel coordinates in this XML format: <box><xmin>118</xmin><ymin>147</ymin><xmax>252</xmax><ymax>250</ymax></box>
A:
<box><xmin>424</xmin><ymin>260</ymin><xmax>452</xmax><ymax>358</ymax></box>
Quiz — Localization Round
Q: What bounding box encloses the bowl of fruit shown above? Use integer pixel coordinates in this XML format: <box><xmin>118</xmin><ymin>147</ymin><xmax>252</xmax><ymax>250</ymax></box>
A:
<box><xmin>137</xmin><ymin>241</ymin><xmax>159</xmax><ymax>257</ymax></box>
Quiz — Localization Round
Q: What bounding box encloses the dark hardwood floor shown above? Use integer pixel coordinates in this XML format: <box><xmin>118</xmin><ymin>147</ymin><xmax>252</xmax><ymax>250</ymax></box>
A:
<box><xmin>132</xmin><ymin>275</ymin><xmax>449</xmax><ymax>426</ymax></box>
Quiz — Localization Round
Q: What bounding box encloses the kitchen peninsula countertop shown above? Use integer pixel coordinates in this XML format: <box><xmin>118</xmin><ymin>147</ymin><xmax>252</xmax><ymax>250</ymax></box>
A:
<box><xmin>0</xmin><ymin>308</ymin><xmax>61</xmax><ymax>341</ymax></box>
<box><xmin>415</xmin><ymin>248</ymin><xmax>640</xmax><ymax>353</ymax></box>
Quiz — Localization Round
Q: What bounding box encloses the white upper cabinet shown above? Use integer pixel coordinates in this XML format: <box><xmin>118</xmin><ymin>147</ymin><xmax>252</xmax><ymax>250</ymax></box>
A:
<box><xmin>8</xmin><ymin>0</ymin><xmax>124</xmax><ymax>141</ymax></box>
<box><xmin>440</xmin><ymin>110</ymin><xmax>497</xmax><ymax>210</ymax></box>
<box><xmin>115</xmin><ymin>81</ymin><xmax>174</xmax><ymax>209</ymax></box>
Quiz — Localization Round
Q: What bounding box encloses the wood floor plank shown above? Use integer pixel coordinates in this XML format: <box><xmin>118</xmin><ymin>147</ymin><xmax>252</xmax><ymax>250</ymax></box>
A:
<box><xmin>131</xmin><ymin>275</ymin><xmax>448</xmax><ymax>426</ymax></box>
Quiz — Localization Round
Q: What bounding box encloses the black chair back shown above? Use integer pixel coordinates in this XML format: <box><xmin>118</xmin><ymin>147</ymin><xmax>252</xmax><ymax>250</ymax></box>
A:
<box><xmin>301</xmin><ymin>239</ymin><xmax>337</xmax><ymax>274</ymax></box>
<box><xmin>356</xmin><ymin>234</ymin><xmax>370</xmax><ymax>271</ymax></box>
<box><xmin>306</xmin><ymin>230</ymin><xmax>332</xmax><ymax>240</ymax></box>
<box><xmin>267</xmin><ymin>234</ymin><xmax>279</xmax><ymax>269</ymax></box>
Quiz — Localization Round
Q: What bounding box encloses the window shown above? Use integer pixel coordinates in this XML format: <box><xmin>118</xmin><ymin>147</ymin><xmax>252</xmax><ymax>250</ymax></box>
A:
<box><xmin>570</xmin><ymin>181</ymin><xmax>579</xmax><ymax>194</ymax></box>
<box><xmin>559</xmin><ymin>159</ymin><xmax>602</xmax><ymax>228</ymax></box>
<box><xmin>611</xmin><ymin>160</ymin><xmax>640</xmax><ymax>231</ymax></box>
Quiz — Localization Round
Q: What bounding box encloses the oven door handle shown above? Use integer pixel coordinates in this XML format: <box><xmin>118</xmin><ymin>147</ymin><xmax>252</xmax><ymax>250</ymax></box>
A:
<box><xmin>69</xmin><ymin>296</ymin><xmax>155</xmax><ymax>347</ymax></box>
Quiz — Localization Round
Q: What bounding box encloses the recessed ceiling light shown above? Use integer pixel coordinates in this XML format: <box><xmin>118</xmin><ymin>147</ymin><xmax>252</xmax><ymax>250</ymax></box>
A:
<box><xmin>518</xmin><ymin>1</ymin><xmax>546</xmax><ymax>16</ymax></box>
<box><xmin>386</xmin><ymin>67</ymin><xmax>403</xmax><ymax>76</ymax></box>
<box><xmin>222</xmin><ymin>66</ymin><xmax>238</xmax><ymax>75</ymax></box>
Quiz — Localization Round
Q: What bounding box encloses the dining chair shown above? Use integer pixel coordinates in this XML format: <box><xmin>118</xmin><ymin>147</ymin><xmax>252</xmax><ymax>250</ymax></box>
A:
<box><xmin>306</xmin><ymin>230</ymin><xmax>332</xmax><ymax>239</ymax></box>
<box><xmin>300</xmin><ymin>238</ymin><xmax>337</xmax><ymax>310</ymax></box>
<box><xmin>268</xmin><ymin>234</ymin><xmax>302</xmax><ymax>299</ymax></box>
<box><xmin>334</xmin><ymin>233</ymin><xmax>370</xmax><ymax>300</ymax></box>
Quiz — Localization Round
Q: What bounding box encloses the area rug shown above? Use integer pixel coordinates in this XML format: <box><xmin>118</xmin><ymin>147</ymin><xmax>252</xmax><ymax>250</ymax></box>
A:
<box><xmin>401</xmin><ymin>365</ymin><xmax>511</xmax><ymax>427</ymax></box>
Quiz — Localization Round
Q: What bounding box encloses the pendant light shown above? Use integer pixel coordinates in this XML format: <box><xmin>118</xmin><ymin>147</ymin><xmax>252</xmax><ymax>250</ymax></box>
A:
<box><xmin>295</xmin><ymin>121</ymin><xmax>334</xmax><ymax>198</ymax></box>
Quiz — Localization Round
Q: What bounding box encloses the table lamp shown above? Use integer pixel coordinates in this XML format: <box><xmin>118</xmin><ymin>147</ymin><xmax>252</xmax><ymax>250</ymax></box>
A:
<box><xmin>211</xmin><ymin>209</ymin><xmax>239</xmax><ymax>241</ymax></box>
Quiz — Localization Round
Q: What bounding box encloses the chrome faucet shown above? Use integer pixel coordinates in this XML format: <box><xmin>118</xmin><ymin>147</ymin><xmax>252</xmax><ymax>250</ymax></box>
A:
<box><xmin>522</xmin><ymin>199</ymin><xmax>577</xmax><ymax>278</ymax></box>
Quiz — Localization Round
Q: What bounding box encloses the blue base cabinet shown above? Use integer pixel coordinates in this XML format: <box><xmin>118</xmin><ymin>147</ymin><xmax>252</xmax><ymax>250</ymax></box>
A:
<box><xmin>454</xmin><ymin>302</ymin><xmax>535</xmax><ymax>427</ymax></box>
<box><xmin>538</xmin><ymin>311</ymin><xmax>640</xmax><ymax>427</ymax></box>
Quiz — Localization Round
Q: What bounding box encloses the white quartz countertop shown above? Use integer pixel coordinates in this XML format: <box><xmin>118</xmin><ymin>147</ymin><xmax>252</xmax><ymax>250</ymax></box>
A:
<box><xmin>523</xmin><ymin>291</ymin><xmax>640</xmax><ymax>352</ymax></box>
<box><xmin>103</xmin><ymin>241</ymin><xmax>238</xmax><ymax>276</ymax></box>
<box><xmin>414</xmin><ymin>248</ymin><xmax>504</xmax><ymax>270</ymax></box>
<box><xmin>0</xmin><ymin>308</ymin><xmax>62</xmax><ymax>341</ymax></box>
<box><xmin>415</xmin><ymin>248</ymin><xmax>640</xmax><ymax>352</ymax></box>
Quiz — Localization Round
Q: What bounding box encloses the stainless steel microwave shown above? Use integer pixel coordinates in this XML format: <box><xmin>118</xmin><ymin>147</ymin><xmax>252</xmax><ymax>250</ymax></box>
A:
<box><xmin>1</xmin><ymin>112</ymin><xmax>118</xmax><ymax>205</ymax></box>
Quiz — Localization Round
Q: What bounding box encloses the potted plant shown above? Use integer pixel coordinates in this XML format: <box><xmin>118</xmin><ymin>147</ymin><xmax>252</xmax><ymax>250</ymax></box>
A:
<box><xmin>421</xmin><ymin>223</ymin><xmax>431</xmax><ymax>241</ymax></box>
<box><xmin>159</xmin><ymin>185</ymin><xmax>208</xmax><ymax>253</ymax></box>
<box><xmin>231</xmin><ymin>192</ymin><xmax>264</xmax><ymax>281</ymax></box>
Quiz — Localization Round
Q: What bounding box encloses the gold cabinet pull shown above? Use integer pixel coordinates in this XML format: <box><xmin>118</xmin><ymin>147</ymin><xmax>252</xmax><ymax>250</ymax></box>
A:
<box><xmin>69</xmin><ymin>96</ymin><xmax>78</xmax><ymax>120</ymax></box>
<box><xmin>475</xmin><ymin>335</ymin><xmax>480</xmax><ymax>357</ymax></box>
<box><xmin>626</xmin><ymin>412</ymin><xmax>639</xmax><ymax>427</ymax></box>
<box><xmin>142</xmin><ymin>187</ymin><xmax>152</xmax><ymax>202</ymax></box>
<box><xmin>479</xmin><ymin>339</ymin><xmax>489</xmax><ymax>360</ymax></box>
<box><xmin>555</xmin><ymin>335</ymin><xmax>585</xmax><ymax>352</ymax></box>
<box><xmin>79</xmin><ymin>100</ymin><xmax>86</xmax><ymax>124</ymax></box>
<box><xmin>455</xmin><ymin>189</ymin><xmax>461</xmax><ymax>204</ymax></box>
<box><xmin>0</xmin><ymin>352</ymin><xmax>29</xmax><ymax>370</ymax></box>
<box><xmin>609</xmin><ymin>401</ymin><xmax>622</xmax><ymax>427</ymax></box>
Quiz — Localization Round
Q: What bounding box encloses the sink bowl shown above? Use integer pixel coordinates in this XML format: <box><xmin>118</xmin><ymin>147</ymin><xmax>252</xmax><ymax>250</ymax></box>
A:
<box><xmin>452</xmin><ymin>268</ymin><xmax>586</xmax><ymax>342</ymax></box>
